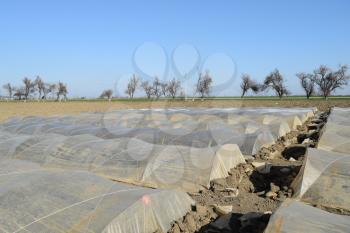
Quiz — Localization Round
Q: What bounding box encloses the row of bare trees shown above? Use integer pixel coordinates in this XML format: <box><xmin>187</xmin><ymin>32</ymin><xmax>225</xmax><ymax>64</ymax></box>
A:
<box><xmin>100</xmin><ymin>72</ymin><xmax>215</xmax><ymax>100</ymax></box>
<box><xmin>240</xmin><ymin>69</ymin><xmax>290</xmax><ymax>98</ymax></box>
<box><xmin>297</xmin><ymin>65</ymin><xmax>349</xmax><ymax>99</ymax></box>
<box><xmin>100</xmin><ymin>75</ymin><xmax>184</xmax><ymax>100</ymax></box>
<box><xmin>139</xmin><ymin>77</ymin><xmax>182</xmax><ymax>99</ymax></box>
<box><xmin>240</xmin><ymin>65</ymin><xmax>349</xmax><ymax>99</ymax></box>
<box><xmin>2</xmin><ymin>76</ymin><xmax>68</xmax><ymax>101</ymax></box>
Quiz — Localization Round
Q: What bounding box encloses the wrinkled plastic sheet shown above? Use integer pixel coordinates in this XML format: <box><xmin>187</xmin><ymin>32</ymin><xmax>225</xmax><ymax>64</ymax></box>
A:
<box><xmin>0</xmin><ymin>132</ymin><xmax>245</xmax><ymax>192</ymax></box>
<box><xmin>0</xmin><ymin>108</ymin><xmax>315</xmax><ymax>156</ymax></box>
<box><xmin>0</xmin><ymin>159</ymin><xmax>193</xmax><ymax>233</ymax></box>
<box><xmin>265</xmin><ymin>199</ymin><xmax>350</xmax><ymax>233</ymax></box>
<box><xmin>292</xmin><ymin>148</ymin><xmax>350</xmax><ymax>212</ymax></box>
<box><xmin>318</xmin><ymin>107</ymin><xmax>350</xmax><ymax>154</ymax></box>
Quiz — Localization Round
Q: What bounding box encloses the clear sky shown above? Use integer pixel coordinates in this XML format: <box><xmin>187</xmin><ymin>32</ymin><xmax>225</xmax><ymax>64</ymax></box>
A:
<box><xmin>1</xmin><ymin>0</ymin><xmax>349</xmax><ymax>97</ymax></box>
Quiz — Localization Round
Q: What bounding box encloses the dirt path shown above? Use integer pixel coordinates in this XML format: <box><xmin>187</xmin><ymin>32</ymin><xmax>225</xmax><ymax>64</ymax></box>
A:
<box><xmin>168</xmin><ymin>110</ymin><xmax>329</xmax><ymax>233</ymax></box>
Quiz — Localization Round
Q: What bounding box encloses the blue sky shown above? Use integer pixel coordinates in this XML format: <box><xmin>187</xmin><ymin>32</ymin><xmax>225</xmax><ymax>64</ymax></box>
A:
<box><xmin>0</xmin><ymin>0</ymin><xmax>349</xmax><ymax>97</ymax></box>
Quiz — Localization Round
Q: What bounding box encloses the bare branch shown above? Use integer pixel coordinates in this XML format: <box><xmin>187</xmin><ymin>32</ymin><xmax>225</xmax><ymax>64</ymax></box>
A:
<box><xmin>240</xmin><ymin>74</ymin><xmax>260</xmax><ymax>98</ymax></box>
<box><xmin>2</xmin><ymin>83</ymin><xmax>13</xmax><ymax>99</ymax></box>
<box><xmin>152</xmin><ymin>77</ymin><xmax>162</xmax><ymax>99</ymax></box>
<box><xmin>167</xmin><ymin>78</ymin><xmax>181</xmax><ymax>99</ymax></box>
<box><xmin>141</xmin><ymin>80</ymin><xmax>153</xmax><ymax>99</ymax></box>
<box><xmin>313</xmin><ymin>64</ymin><xmax>350</xmax><ymax>99</ymax></box>
<box><xmin>196</xmin><ymin>71</ymin><xmax>213</xmax><ymax>98</ymax></box>
<box><xmin>100</xmin><ymin>89</ymin><xmax>113</xmax><ymax>101</ymax></box>
<box><xmin>125</xmin><ymin>74</ymin><xmax>139</xmax><ymax>98</ymax></box>
<box><xmin>56</xmin><ymin>82</ymin><xmax>68</xmax><ymax>101</ymax></box>
<box><xmin>263</xmin><ymin>69</ymin><xmax>290</xmax><ymax>98</ymax></box>
<box><xmin>22</xmin><ymin>77</ymin><xmax>35</xmax><ymax>100</ymax></box>
<box><xmin>296</xmin><ymin>72</ymin><xmax>315</xmax><ymax>99</ymax></box>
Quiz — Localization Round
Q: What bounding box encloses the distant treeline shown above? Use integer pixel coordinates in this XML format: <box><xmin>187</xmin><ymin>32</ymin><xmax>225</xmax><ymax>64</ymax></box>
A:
<box><xmin>2</xmin><ymin>64</ymin><xmax>349</xmax><ymax>101</ymax></box>
<box><xmin>2</xmin><ymin>76</ymin><xmax>68</xmax><ymax>101</ymax></box>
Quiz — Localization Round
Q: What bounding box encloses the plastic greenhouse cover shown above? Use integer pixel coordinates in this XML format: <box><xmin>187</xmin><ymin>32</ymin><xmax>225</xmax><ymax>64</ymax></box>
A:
<box><xmin>1</xmin><ymin>108</ymin><xmax>314</xmax><ymax>130</ymax></box>
<box><xmin>0</xmin><ymin>120</ymin><xmax>284</xmax><ymax>155</ymax></box>
<box><xmin>264</xmin><ymin>199</ymin><xmax>350</xmax><ymax>233</ymax></box>
<box><xmin>291</xmin><ymin>148</ymin><xmax>350</xmax><ymax>212</ymax></box>
<box><xmin>318</xmin><ymin>107</ymin><xmax>350</xmax><ymax>154</ymax></box>
<box><xmin>0</xmin><ymin>132</ymin><xmax>245</xmax><ymax>192</ymax></box>
<box><xmin>0</xmin><ymin>159</ymin><xmax>193</xmax><ymax>233</ymax></box>
<box><xmin>0</xmin><ymin>107</ymin><xmax>315</xmax><ymax>155</ymax></box>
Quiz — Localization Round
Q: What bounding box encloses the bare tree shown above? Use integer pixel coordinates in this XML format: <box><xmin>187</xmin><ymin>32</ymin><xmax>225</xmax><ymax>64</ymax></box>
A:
<box><xmin>296</xmin><ymin>73</ymin><xmax>315</xmax><ymax>99</ymax></box>
<box><xmin>196</xmin><ymin>71</ymin><xmax>213</xmax><ymax>98</ymax></box>
<box><xmin>41</xmin><ymin>83</ymin><xmax>51</xmax><ymax>100</ymax></box>
<box><xmin>125</xmin><ymin>74</ymin><xmax>139</xmax><ymax>98</ymax></box>
<box><xmin>100</xmin><ymin>89</ymin><xmax>113</xmax><ymax>101</ymax></box>
<box><xmin>23</xmin><ymin>77</ymin><xmax>35</xmax><ymax>101</ymax></box>
<box><xmin>167</xmin><ymin>78</ymin><xmax>181</xmax><ymax>99</ymax></box>
<box><xmin>313</xmin><ymin>65</ymin><xmax>350</xmax><ymax>99</ymax></box>
<box><xmin>2</xmin><ymin>83</ymin><xmax>13</xmax><ymax>99</ymax></box>
<box><xmin>141</xmin><ymin>81</ymin><xmax>153</xmax><ymax>99</ymax></box>
<box><xmin>263</xmin><ymin>69</ymin><xmax>290</xmax><ymax>98</ymax></box>
<box><xmin>13</xmin><ymin>87</ymin><xmax>25</xmax><ymax>100</ymax></box>
<box><xmin>35</xmin><ymin>76</ymin><xmax>45</xmax><ymax>100</ymax></box>
<box><xmin>160</xmin><ymin>82</ymin><xmax>168</xmax><ymax>97</ymax></box>
<box><xmin>56</xmin><ymin>82</ymin><xmax>68</xmax><ymax>101</ymax></box>
<box><xmin>47</xmin><ymin>84</ymin><xmax>57</xmax><ymax>99</ymax></box>
<box><xmin>152</xmin><ymin>77</ymin><xmax>162</xmax><ymax>99</ymax></box>
<box><xmin>240</xmin><ymin>74</ymin><xmax>260</xmax><ymax>98</ymax></box>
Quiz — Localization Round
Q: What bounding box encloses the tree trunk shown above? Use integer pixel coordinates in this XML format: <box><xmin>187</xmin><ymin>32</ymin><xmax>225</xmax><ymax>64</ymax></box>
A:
<box><xmin>241</xmin><ymin>90</ymin><xmax>246</xmax><ymax>98</ymax></box>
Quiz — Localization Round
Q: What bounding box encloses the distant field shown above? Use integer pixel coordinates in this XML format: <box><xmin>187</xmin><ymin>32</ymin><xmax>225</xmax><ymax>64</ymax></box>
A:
<box><xmin>0</xmin><ymin>97</ymin><xmax>349</xmax><ymax>122</ymax></box>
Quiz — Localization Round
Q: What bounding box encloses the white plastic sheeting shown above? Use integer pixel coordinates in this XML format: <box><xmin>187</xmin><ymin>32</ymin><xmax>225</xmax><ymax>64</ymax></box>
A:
<box><xmin>0</xmin><ymin>122</ymin><xmax>278</xmax><ymax>155</ymax></box>
<box><xmin>0</xmin><ymin>159</ymin><xmax>193</xmax><ymax>233</ymax></box>
<box><xmin>264</xmin><ymin>199</ymin><xmax>350</xmax><ymax>233</ymax></box>
<box><xmin>0</xmin><ymin>131</ymin><xmax>245</xmax><ymax>192</ymax></box>
<box><xmin>0</xmin><ymin>108</ymin><xmax>315</xmax><ymax>156</ymax></box>
<box><xmin>0</xmin><ymin>108</ymin><xmax>315</xmax><ymax>192</ymax></box>
<box><xmin>292</xmin><ymin>148</ymin><xmax>350</xmax><ymax>212</ymax></box>
<box><xmin>318</xmin><ymin>107</ymin><xmax>350</xmax><ymax>153</ymax></box>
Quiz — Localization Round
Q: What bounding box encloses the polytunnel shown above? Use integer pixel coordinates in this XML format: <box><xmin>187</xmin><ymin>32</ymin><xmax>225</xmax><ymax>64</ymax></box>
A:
<box><xmin>0</xmin><ymin>107</ymin><xmax>314</xmax><ymax>156</ymax></box>
<box><xmin>0</xmin><ymin>132</ymin><xmax>245</xmax><ymax>192</ymax></box>
<box><xmin>0</xmin><ymin>159</ymin><xmax>193</xmax><ymax>233</ymax></box>
<box><xmin>291</xmin><ymin>148</ymin><xmax>350</xmax><ymax>212</ymax></box>
<box><xmin>0</xmin><ymin>119</ymin><xmax>280</xmax><ymax>155</ymax></box>
<box><xmin>318</xmin><ymin>107</ymin><xmax>350</xmax><ymax>154</ymax></box>
<box><xmin>264</xmin><ymin>199</ymin><xmax>350</xmax><ymax>233</ymax></box>
<box><xmin>0</xmin><ymin>107</ymin><xmax>314</xmax><ymax>132</ymax></box>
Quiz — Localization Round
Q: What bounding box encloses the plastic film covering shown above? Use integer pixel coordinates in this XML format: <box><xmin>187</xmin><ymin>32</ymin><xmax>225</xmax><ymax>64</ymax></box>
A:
<box><xmin>264</xmin><ymin>199</ymin><xmax>350</xmax><ymax>233</ymax></box>
<box><xmin>1</xmin><ymin>123</ymin><xmax>278</xmax><ymax>156</ymax></box>
<box><xmin>0</xmin><ymin>132</ymin><xmax>245</xmax><ymax>192</ymax></box>
<box><xmin>291</xmin><ymin>148</ymin><xmax>350</xmax><ymax>211</ymax></box>
<box><xmin>0</xmin><ymin>108</ymin><xmax>315</xmax><ymax>156</ymax></box>
<box><xmin>0</xmin><ymin>159</ymin><xmax>194</xmax><ymax>233</ymax></box>
<box><xmin>0</xmin><ymin>108</ymin><xmax>314</xmax><ymax>131</ymax></box>
<box><xmin>318</xmin><ymin>107</ymin><xmax>350</xmax><ymax>153</ymax></box>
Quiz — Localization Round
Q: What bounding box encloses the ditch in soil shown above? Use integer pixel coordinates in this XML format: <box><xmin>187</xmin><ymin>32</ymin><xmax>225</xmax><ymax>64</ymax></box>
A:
<box><xmin>168</xmin><ymin>110</ymin><xmax>330</xmax><ymax>233</ymax></box>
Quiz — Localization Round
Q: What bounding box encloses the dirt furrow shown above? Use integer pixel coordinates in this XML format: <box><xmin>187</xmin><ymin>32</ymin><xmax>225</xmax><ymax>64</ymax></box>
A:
<box><xmin>168</xmin><ymin>110</ymin><xmax>329</xmax><ymax>233</ymax></box>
